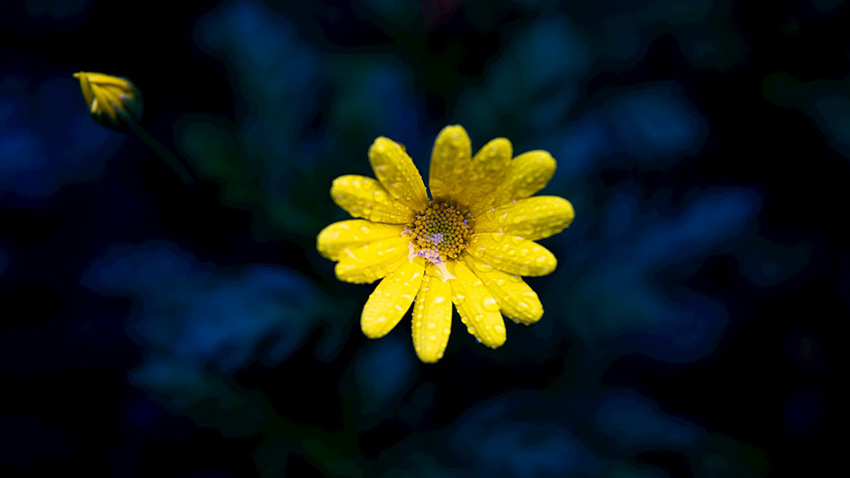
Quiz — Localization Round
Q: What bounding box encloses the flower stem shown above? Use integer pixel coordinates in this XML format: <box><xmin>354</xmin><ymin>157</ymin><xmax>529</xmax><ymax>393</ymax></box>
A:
<box><xmin>127</xmin><ymin>119</ymin><xmax>196</xmax><ymax>188</ymax></box>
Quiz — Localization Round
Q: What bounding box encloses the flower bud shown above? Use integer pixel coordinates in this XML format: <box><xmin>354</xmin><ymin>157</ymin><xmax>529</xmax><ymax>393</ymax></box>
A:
<box><xmin>73</xmin><ymin>72</ymin><xmax>143</xmax><ymax>130</ymax></box>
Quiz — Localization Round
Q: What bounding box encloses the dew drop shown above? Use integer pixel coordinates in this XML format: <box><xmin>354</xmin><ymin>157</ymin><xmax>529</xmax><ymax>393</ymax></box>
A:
<box><xmin>471</xmin><ymin>259</ymin><xmax>493</xmax><ymax>273</ymax></box>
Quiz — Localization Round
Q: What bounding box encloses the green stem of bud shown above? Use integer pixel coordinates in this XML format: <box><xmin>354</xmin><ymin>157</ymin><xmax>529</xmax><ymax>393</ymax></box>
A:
<box><xmin>126</xmin><ymin>117</ymin><xmax>196</xmax><ymax>189</ymax></box>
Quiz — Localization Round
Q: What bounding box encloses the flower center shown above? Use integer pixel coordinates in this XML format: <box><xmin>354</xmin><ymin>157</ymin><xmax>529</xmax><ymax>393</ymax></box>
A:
<box><xmin>406</xmin><ymin>201</ymin><xmax>471</xmax><ymax>261</ymax></box>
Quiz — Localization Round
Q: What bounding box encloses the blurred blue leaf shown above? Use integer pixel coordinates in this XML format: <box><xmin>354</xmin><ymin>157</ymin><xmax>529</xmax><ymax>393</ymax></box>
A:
<box><xmin>575</xmin><ymin>0</ymin><xmax>742</xmax><ymax>70</ymax></box>
<box><xmin>83</xmin><ymin>241</ymin><xmax>342</xmax><ymax>371</ymax></box>
<box><xmin>764</xmin><ymin>74</ymin><xmax>850</xmax><ymax>159</ymax></box>
<box><xmin>381</xmin><ymin>388</ymin><xmax>764</xmax><ymax>477</ymax></box>
<box><xmin>0</xmin><ymin>74</ymin><xmax>120</xmax><ymax>202</ymax></box>
<box><xmin>449</xmin><ymin>404</ymin><xmax>600</xmax><ymax>477</ymax></box>
<box><xmin>458</xmin><ymin>15</ymin><xmax>589</xmax><ymax>137</ymax></box>
<box><xmin>128</xmin><ymin>355</ymin><xmax>273</xmax><ymax>438</ymax></box>
<box><xmin>555</xmin><ymin>188</ymin><xmax>760</xmax><ymax>362</ymax></box>
<box><xmin>183</xmin><ymin>1</ymin><xmax>426</xmax><ymax>238</ymax></box>
<box><xmin>343</xmin><ymin>335</ymin><xmax>418</xmax><ymax>426</ymax></box>
<box><xmin>594</xmin><ymin>390</ymin><xmax>699</xmax><ymax>451</ymax></box>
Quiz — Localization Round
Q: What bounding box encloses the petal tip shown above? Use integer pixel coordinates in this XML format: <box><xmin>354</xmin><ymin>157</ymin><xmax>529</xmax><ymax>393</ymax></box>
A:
<box><xmin>415</xmin><ymin>349</ymin><xmax>444</xmax><ymax>363</ymax></box>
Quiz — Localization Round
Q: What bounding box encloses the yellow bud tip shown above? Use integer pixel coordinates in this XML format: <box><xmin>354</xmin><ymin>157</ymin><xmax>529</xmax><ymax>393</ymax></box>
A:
<box><xmin>73</xmin><ymin>71</ymin><xmax>143</xmax><ymax>131</ymax></box>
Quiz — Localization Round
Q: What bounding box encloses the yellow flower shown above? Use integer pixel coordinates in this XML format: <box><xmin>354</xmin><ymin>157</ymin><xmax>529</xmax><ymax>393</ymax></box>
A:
<box><xmin>73</xmin><ymin>72</ymin><xmax>143</xmax><ymax>129</ymax></box>
<box><xmin>317</xmin><ymin>125</ymin><xmax>574</xmax><ymax>362</ymax></box>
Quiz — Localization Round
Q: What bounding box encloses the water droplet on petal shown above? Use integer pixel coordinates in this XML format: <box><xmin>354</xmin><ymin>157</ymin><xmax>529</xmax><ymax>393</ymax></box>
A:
<box><xmin>471</xmin><ymin>259</ymin><xmax>493</xmax><ymax>273</ymax></box>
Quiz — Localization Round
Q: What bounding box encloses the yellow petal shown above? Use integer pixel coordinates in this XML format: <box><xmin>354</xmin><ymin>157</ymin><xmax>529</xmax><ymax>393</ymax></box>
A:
<box><xmin>361</xmin><ymin>260</ymin><xmax>425</xmax><ymax>338</ymax></box>
<box><xmin>83</xmin><ymin>72</ymin><xmax>134</xmax><ymax>88</ymax></box>
<box><xmin>335</xmin><ymin>237</ymin><xmax>410</xmax><ymax>284</ymax></box>
<box><xmin>74</xmin><ymin>72</ymin><xmax>95</xmax><ymax>107</ymax></box>
<box><xmin>369</xmin><ymin>137</ymin><xmax>428</xmax><ymax>211</ymax></box>
<box><xmin>450</xmin><ymin>261</ymin><xmax>506</xmax><ymax>349</ymax></box>
<box><xmin>330</xmin><ymin>175</ymin><xmax>415</xmax><ymax>224</ymax></box>
<box><xmin>92</xmin><ymin>85</ymin><xmax>117</xmax><ymax>122</ymax></box>
<box><xmin>478</xmin><ymin>150</ymin><xmax>556</xmax><ymax>215</ymax></box>
<box><xmin>317</xmin><ymin>220</ymin><xmax>406</xmax><ymax>260</ymax></box>
<box><xmin>473</xmin><ymin>196</ymin><xmax>575</xmax><ymax>241</ymax></box>
<box><xmin>99</xmin><ymin>85</ymin><xmax>136</xmax><ymax>125</ymax></box>
<box><xmin>412</xmin><ymin>268</ymin><xmax>453</xmax><ymax>362</ymax></box>
<box><xmin>428</xmin><ymin>125</ymin><xmax>471</xmax><ymax>204</ymax></box>
<box><xmin>453</xmin><ymin>137</ymin><xmax>513</xmax><ymax>211</ymax></box>
<box><xmin>102</xmin><ymin>84</ymin><xmax>142</xmax><ymax>119</ymax></box>
<box><xmin>468</xmin><ymin>233</ymin><xmax>557</xmax><ymax>277</ymax></box>
<box><xmin>463</xmin><ymin>255</ymin><xmax>543</xmax><ymax>324</ymax></box>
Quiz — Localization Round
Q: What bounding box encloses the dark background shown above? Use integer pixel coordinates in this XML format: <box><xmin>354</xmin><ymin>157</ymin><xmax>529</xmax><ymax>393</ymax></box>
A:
<box><xmin>0</xmin><ymin>0</ymin><xmax>843</xmax><ymax>476</ymax></box>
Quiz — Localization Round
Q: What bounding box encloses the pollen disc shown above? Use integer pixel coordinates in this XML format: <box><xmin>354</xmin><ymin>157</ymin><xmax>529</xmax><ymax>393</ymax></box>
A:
<box><xmin>407</xmin><ymin>201</ymin><xmax>471</xmax><ymax>260</ymax></box>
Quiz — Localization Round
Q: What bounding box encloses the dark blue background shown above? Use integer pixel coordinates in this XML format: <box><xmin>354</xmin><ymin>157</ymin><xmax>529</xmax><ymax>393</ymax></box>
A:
<box><xmin>0</xmin><ymin>0</ymin><xmax>842</xmax><ymax>476</ymax></box>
